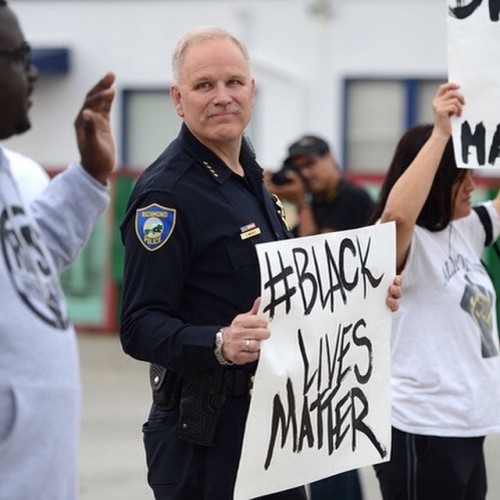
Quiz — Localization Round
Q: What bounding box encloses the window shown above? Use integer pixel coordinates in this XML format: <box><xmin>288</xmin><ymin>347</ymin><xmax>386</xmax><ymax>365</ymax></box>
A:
<box><xmin>343</xmin><ymin>78</ymin><xmax>443</xmax><ymax>173</ymax></box>
<box><xmin>121</xmin><ymin>88</ymin><xmax>180</xmax><ymax>170</ymax></box>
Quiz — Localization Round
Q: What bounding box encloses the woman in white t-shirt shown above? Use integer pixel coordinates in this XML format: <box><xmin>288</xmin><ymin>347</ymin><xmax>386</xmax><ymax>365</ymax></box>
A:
<box><xmin>370</xmin><ymin>82</ymin><xmax>500</xmax><ymax>500</ymax></box>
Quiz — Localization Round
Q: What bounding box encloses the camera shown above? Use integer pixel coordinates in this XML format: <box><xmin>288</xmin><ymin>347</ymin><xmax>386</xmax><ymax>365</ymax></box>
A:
<box><xmin>270</xmin><ymin>162</ymin><xmax>294</xmax><ymax>185</ymax></box>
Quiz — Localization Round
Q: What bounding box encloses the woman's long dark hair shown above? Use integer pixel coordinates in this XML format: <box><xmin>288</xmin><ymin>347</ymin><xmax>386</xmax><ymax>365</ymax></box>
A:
<box><xmin>369</xmin><ymin>124</ymin><xmax>467</xmax><ymax>231</ymax></box>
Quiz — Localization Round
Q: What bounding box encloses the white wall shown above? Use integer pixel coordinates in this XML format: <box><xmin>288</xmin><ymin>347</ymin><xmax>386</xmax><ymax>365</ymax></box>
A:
<box><xmin>5</xmin><ymin>0</ymin><xmax>447</xmax><ymax>169</ymax></box>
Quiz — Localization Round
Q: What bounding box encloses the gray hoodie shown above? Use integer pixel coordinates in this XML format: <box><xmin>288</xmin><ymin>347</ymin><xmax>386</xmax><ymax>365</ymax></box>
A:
<box><xmin>0</xmin><ymin>146</ymin><xmax>109</xmax><ymax>500</ymax></box>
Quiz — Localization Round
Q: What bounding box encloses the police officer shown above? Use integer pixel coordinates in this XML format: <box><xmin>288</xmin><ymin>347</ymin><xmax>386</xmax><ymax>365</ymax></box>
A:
<box><xmin>120</xmin><ymin>26</ymin><xmax>401</xmax><ymax>500</ymax></box>
<box><xmin>119</xmin><ymin>26</ymin><xmax>307</xmax><ymax>500</ymax></box>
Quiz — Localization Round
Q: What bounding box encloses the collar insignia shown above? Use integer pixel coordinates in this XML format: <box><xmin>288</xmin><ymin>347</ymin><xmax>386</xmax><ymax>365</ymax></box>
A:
<box><xmin>135</xmin><ymin>203</ymin><xmax>176</xmax><ymax>252</ymax></box>
<box><xmin>202</xmin><ymin>161</ymin><xmax>219</xmax><ymax>179</ymax></box>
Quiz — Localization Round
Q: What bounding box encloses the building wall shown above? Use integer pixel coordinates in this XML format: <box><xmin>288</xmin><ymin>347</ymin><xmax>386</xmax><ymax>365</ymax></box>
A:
<box><xmin>5</xmin><ymin>0</ymin><xmax>446</xmax><ymax>170</ymax></box>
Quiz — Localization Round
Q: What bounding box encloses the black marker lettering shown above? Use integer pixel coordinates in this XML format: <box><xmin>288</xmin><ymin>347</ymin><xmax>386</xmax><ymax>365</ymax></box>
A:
<box><xmin>357</xmin><ymin>237</ymin><xmax>384</xmax><ymax>297</ymax></box>
<box><xmin>488</xmin><ymin>123</ymin><xmax>500</xmax><ymax>165</ymax></box>
<box><xmin>350</xmin><ymin>387</ymin><xmax>387</xmax><ymax>458</ymax></box>
<box><xmin>353</xmin><ymin>319</ymin><xmax>373</xmax><ymax>385</ymax></box>
<box><xmin>461</xmin><ymin>121</ymin><xmax>486</xmax><ymax>165</ymax></box>
<box><xmin>449</xmin><ymin>0</ymin><xmax>500</xmax><ymax>22</ymax></box>
<box><xmin>264</xmin><ymin>321</ymin><xmax>385</xmax><ymax>469</ymax></box>
<box><xmin>292</xmin><ymin>248</ymin><xmax>317</xmax><ymax>314</ymax></box>
<box><xmin>262</xmin><ymin>250</ymin><xmax>296</xmax><ymax>319</ymax></box>
<box><xmin>264</xmin><ymin>378</ymin><xmax>298</xmax><ymax>469</ymax></box>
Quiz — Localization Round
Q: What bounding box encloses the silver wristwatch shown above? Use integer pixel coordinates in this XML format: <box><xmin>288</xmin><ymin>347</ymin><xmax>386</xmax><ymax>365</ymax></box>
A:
<box><xmin>214</xmin><ymin>328</ymin><xmax>232</xmax><ymax>366</ymax></box>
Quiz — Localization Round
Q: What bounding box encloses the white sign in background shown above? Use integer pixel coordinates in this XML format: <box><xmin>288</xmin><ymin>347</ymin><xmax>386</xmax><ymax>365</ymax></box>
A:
<box><xmin>448</xmin><ymin>0</ymin><xmax>500</xmax><ymax>169</ymax></box>
<box><xmin>234</xmin><ymin>222</ymin><xmax>396</xmax><ymax>499</ymax></box>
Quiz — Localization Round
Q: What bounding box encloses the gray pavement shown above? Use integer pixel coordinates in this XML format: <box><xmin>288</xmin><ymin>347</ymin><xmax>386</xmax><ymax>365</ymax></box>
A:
<box><xmin>78</xmin><ymin>333</ymin><xmax>500</xmax><ymax>500</ymax></box>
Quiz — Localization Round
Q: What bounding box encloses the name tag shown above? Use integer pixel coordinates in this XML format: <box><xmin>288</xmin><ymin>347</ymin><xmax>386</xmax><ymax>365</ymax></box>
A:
<box><xmin>240</xmin><ymin>222</ymin><xmax>261</xmax><ymax>240</ymax></box>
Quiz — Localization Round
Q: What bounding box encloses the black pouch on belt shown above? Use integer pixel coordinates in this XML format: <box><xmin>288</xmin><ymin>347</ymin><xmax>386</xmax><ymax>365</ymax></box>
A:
<box><xmin>178</xmin><ymin>367</ymin><xmax>227</xmax><ymax>446</ymax></box>
<box><xmin>149</xmin><ymin>364</ymin><xmax>181</xmax><ymax>409</ymax></box>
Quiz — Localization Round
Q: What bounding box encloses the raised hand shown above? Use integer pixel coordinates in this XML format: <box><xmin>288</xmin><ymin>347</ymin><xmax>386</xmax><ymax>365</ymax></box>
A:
<box><xmin>74</xmin><ymin>72</ymin><xmax>116</xmax><ymax>184</ymax></box>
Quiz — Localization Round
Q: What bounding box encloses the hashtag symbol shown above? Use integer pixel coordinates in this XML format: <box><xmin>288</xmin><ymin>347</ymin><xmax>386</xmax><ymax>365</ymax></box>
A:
<box><xmin>262</xmin><ymin>250</ymin><xmax>296</xmax><ymax>319</ymax></box>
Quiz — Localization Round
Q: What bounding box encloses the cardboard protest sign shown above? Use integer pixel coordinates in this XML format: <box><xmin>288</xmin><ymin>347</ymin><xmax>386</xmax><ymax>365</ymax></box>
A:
<box><xmin>234</xmin><ymin>222</ymin><xmax>395</xmax><ymax>499</ymax></box>
<box><xmin>448</xmin><ymin>0</ymin><xmax>500</xmax><ymax>168</ymax></box>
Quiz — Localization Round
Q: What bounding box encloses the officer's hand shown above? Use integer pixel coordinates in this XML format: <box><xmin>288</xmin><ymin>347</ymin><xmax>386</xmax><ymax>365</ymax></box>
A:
<box><xmin>386</xmin><ymin>275</ymin><xmax>402</xmax><ymax>312</ymax></box>
<box><xmin>221</xmin><ymin>298</ymin><xmax>270</xmax><ymax>365</ymax></box>
<box><xmin>75</xmin><ymin>72</ymin><xmax>116</xmax><ymax>184</ymax></box>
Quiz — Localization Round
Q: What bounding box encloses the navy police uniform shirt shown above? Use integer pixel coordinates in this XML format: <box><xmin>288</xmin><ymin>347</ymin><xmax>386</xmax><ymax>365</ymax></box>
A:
<box><xmin>120</xmin><ymin>124</ymin><xmax>290</xmax><ymax>381</ymax></box>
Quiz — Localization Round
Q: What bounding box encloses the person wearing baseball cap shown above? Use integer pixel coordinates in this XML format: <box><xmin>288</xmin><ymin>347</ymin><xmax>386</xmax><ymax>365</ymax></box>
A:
<box><xmin>266</xmin><ymin>134</ymin><xmax>374</xmax><ymax>239</ymax></box>
<box><xmin>285</xmin><ymin>135</ymin><xmax>330</xmax><ymax>161</ymax></box>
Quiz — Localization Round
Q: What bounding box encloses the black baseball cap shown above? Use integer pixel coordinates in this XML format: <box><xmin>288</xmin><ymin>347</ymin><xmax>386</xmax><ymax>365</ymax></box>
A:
<box><xmin>286</xmin><ymin>135</ymin><xmax>330</xmax><ymax>162</ymax></box>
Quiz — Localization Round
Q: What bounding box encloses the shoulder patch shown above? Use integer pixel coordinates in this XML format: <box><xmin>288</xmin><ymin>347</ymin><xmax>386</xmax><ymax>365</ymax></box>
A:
<box><xmin>135</xmin><ymin>203</ymin><xmax>176</xmax><ymax>251</ymax></box>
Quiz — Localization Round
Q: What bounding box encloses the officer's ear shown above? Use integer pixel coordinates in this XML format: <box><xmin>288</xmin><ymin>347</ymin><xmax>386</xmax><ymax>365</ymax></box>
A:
<box><xmin>170</xmin><ymin>85</ymin><xmax>184</xmax><ymax>118</ymax></box>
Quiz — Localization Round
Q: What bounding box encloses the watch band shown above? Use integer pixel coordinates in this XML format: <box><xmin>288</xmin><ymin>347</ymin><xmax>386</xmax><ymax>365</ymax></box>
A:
<box><xmin>214</xmin><ymin>328</ymin><xmax>233</xmax><ymax>366</ymax></box>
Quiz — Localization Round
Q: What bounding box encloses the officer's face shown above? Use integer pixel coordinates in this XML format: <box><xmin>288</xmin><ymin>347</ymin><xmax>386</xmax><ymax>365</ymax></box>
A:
<box><xmin>0</xmin><ymin>6</ymin><xmax>38</xmax><ymax>140</ymax></box>
<box><xmin>170</xmin><ymin>37</ymin><xmax>255</xmax><ymax>150</ymax></box>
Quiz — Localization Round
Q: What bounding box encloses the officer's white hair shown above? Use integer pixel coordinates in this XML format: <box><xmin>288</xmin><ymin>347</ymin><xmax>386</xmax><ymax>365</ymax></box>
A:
<box><xmin>172</xmin><ymin>26</ymin><xmax>250</xmax><ymax>84</ymax></box>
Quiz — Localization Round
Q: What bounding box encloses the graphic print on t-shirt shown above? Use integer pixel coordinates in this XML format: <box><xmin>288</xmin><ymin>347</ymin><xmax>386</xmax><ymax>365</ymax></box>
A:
<box><xmin>0</xmin><ymin>206</ymin><xmax>69</xmax><ymax>329</ymax></box>
<box><xmin>460</xmin><ymin>273</ymin><xmax>498</xmax><ymax>358</ymax></box>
